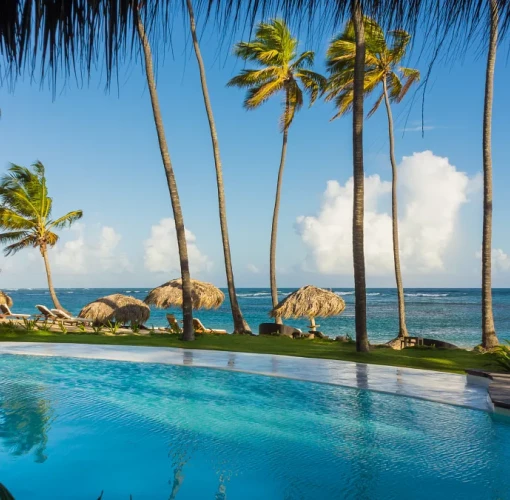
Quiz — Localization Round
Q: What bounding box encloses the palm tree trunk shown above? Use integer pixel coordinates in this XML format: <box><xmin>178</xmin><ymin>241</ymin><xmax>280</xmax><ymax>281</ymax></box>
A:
<box><xmin>352</xmin><ymin>0</ymin><xmax>369</xmax><ymax>352</ymax></box>
<box><xmin>270</xmin><ymin>97</ymin><xmax>290</xmax><ymax>325</ymax></box>
<box><xmin>136</xmin><ymin>13</ymin><xmax>194</xmax><ymax>341</ymax></box>
<box><xmin>482</xmin><ymin>0</ymin><xmax>499</xmax><ymax>349</ymax></box>
<box><xmin>185</xmin><ymin>0</ymin><xmax>251</xmax><ymax>334</ymax></box>
<box><xmin>40</xmin><ymin>244</ymin><xmax>66</xmax><ymax>312</ymax></box>
<box><xmin>382</xmin><ymin>77</ymin><xmax>409</xmax><ymax>339</ymax></box>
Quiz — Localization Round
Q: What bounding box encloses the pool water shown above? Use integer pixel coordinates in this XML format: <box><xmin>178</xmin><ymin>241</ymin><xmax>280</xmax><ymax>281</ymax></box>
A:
<box><xmin>0</xmin><ymin>354</ymin><xmax>509</xmax><ymax>499</ymax></box>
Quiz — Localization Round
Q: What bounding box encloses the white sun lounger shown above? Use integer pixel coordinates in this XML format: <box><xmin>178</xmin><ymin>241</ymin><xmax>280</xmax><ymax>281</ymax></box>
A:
<box><xmin>0</xmin><ymin>304</ymin><xmax>32</xmax><ymax>320</ymax></box>
<box><xmin>35</xmin><ymin>304</ymin><xmax>59</xmax><ymax>322</ymax></box>
<box><xmin>51</xmin><ymin>309</ymin><xmax>91</xmax><ymax>325</ymax></box>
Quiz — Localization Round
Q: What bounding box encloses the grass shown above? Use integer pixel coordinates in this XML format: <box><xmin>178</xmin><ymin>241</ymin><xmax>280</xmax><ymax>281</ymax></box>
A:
<box><xmin>0</xmin><ymin>325</ymin><xmax>503</xmax><ymax>374</ymax></box>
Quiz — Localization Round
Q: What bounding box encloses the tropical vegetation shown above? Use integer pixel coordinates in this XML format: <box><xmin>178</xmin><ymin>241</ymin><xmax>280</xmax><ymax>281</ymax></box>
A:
<box><xmin>228</xmin><ymin>19</ymin><xmax>326</xmax><ymax>324</ymax></box>
<box><xmin>0</xmin><ymin>3</ymin><xmax>505</xmax><ymax>353</ymax></box>
<box><xmin>326</xmin><ymin>17</ymin><xmax>420</xmax><ymax>341</ymax></box>
<box><xmin>0</xmin><ymin>162</ymin><xmax>82</xmax><ymax>313</ymax></box>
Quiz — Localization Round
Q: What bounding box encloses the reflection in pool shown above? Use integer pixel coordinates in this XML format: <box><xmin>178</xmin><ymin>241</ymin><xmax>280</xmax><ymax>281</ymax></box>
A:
<box><xmin>0</xmin><ymin>354</ymin><xmax>509</xmax><ymax>499</ymax></box>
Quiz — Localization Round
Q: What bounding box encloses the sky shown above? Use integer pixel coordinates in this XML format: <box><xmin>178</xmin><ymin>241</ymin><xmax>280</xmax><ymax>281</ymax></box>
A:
<box><xmin>1</xmin><ymin>13</ymin><xmax>510</xmax><ymax>289</ymax></box>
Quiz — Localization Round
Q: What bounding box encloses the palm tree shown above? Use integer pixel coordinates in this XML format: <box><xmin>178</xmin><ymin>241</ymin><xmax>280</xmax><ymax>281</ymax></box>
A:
<box><xmin>0</xmin><ymin>162</ymin><xmax>82</xmax><ymax>312</ymax></box>
<box><xmin>481</xmin><ymin>0</ymin><xmax>499</xmax><ymax>349</ymax></box>
<box><xmin>228</xmin><ymin>19</ymin><xmax>326</xmax><ymax>323</ymax></box>
<box><xmin>185</xmin><ymin>0</ymin><xmax>251</xmax><ymax>334</ymax></box>
<box><xmin>134</xmin><ymin>7</ymin><xmax>195</xmax><ymax>341</ymax></box>
<box><xmin>326</xmin><ymin>17</ymin><xmax>420</xmax><ymax>343</ymax></box>
<box><xmin>350</xmin><ymin>0</ymin><xmax>370</xmax><ymax>353</ymax></box>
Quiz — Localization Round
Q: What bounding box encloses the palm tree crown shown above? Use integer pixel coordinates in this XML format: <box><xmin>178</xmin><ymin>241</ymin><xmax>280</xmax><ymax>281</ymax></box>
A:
<box><xmin>0</xmin><ymin>162</ymin><xmax>82</xmax><ymax>255</ymax></box>
<box><xmin>227</xmin><ymin>19</ymin><xmax>326</xmax><ymax>129</ymax></box>
<box><xmin>326</xmin><ymin>17</ymin><xmax>420</xmax><ymax>119</ymax></box>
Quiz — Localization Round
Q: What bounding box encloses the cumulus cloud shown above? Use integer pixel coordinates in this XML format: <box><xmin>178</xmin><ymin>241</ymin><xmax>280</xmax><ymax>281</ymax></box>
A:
<box><xmin>476</xmin><ymin>248</ymin><xmax>510</xmax><ymax>272</ymax></box>
<box><xmin>144</xmin><ymin>218</ymin><xmax>212</xmax><ymax>275</ymax></box>
<box><xmin>296</xmin><ymin>151</ymin><xmax>475</xmax><ymax>276</ymax></box>
<box><xmin>53</xmin><ymin>224</ymin><xmax>131</xmax><ymax>275</ymax></box>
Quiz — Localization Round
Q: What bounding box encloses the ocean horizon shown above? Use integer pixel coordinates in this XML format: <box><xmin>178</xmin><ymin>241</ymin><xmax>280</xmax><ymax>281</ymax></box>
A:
<box><xmin>4</xmin><ymin>287</ymin><xmax>510</xmax><ymax>348</ymax></box>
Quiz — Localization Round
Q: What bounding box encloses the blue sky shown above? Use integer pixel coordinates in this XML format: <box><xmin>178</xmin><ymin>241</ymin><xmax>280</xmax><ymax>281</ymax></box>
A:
<box><xmin>1</xmin><ymin>15</ymin><xmax>510</xmax><ymax>289</ymax></box>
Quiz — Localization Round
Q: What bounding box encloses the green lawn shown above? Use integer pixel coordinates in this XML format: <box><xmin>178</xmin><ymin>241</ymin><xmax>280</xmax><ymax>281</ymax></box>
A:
<box><xmin>0</xmin><ymin>325</ymin><xmax>502</xmax><ymax>374</ymax></box>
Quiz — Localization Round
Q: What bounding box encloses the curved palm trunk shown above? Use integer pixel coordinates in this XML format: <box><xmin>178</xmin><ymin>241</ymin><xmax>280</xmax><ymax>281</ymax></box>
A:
<box><xmin>270</xmin><ymin>101</ymin><xmax>290</xmax><ymax>325</ymax></box>
<box><xmin>40</xmin><ymin>245</ymin><xmax>66</xmax><ymax>312</ymax></box>
<box><xmin>185</xmin><ymin>0</ymin><xmax>251</xmax><ymax>334</ymax></box>
<box><xmin>482</xmin><ymin>0</ymin><xmax>499</xmax><ymax>349</ymax></box>
<box><xmin>382</xmin><ymin>77</ymin><xmax>409</xmax><ymax>339</ymax></box>
<box><xmin>352</xmin><ymin>0</ymin><xmax>369</xmax><ymax>352</ymax></box>
<box><xmin>136</xmin><ymin>14</ymin><xmax>194</xmax><ymax>341</ymax></box>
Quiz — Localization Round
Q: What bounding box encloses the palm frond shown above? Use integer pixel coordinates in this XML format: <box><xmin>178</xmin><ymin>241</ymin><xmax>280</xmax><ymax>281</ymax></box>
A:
<box><xmin>290</xmin><ymin>50</ymin><xmax>314</xmax><ymax>70</ymax></box>
<box><xmin>0</xmin><ymin>231</ymin><xmax>34</xmax><ymax>247</ymax></box>
<box><xmin>244</xmin><ymin>78</ymin><xmax>285</xmax><ymax>109</ymax></box>
<box><xmin>48</xmin><ymin>210</ymin><xmax>83</xmax><ymax>230</ymax></box>
<box><xmin>44</xmin><ymin>231</ymin><xmax>59</xmax><ymax>247</ymax></box>
<box><xmin>227</xmin><ymin>67</ymin><xmax>280</xmax><ymax>88</ymax></box>
<box><xmin>296</xmin><ymin>69</ymin><xmax>327</xmax><ymax>105</ymax></box>
<box><xmin>387</xmin><ymin>71</ymin><xmax>403</xmax><ymax>101</ymax></box>
<box><xmin>367</xmin><ymin>92</ymin><xmax>385</xmax><ymax>118</ymax></box>
<box><xmin>4</xmin><ymin>236</ymin><xmax>37</xmax><ymax>256</ymax></box>
<box><xmin>397</xmin><ymin>66</ymin><xmax>421</xmax><ymax>101</ymax></box>
<box><xmin>388</xmin><ymin>29</ymin><xmax>412</xmax><ymax>62</ymax></box>
<box><xmin>0</xmin><ymin>208</ymin><xmax>36</xmax><ymax>230</ymax></box>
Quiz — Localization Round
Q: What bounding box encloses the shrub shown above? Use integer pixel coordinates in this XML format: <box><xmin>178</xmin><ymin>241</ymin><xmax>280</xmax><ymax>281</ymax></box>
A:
<box><xmin>494</xmin><ymin>341</ymin><xmax>510</xmax><ymax>372</ymax></box>
<box><xmin>22</xmin><ymin>318</ymin><xmax>37</xmax><ymax>332</ymax></box>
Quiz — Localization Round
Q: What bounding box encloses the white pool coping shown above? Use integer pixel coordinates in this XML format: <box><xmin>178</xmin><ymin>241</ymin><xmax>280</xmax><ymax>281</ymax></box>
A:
<box><xmin>0</xmin><ymin>342</ymin><xmax>491</xmax><ymax>412</ymax></box>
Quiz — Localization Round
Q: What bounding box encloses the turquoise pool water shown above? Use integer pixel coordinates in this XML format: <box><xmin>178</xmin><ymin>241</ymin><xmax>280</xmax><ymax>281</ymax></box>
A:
<box><xmin>0</xmin><ymin>354</ymin><xmax>509</xmax><ymax>499</ymax></box>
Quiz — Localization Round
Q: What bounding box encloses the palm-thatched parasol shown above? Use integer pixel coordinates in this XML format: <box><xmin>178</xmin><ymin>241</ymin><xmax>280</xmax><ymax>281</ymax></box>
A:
<box><xmin>78</xmin><ymin>294</ymin><xmax>150</xmax><ymax>325</ymax></box>
<box><xmin>144</xmin><ymin>279</ymin><xmax>224</xmax><ymax>310</ymax></box>
<box><xmin>0</xmin><ymin>291</ymin><xmax>13</xmax><ymax>308</ymax></box>
<box><xmin>270</xmin><ymin>285</ymin><xmax>345</xmax><ymax>332</ymax></box>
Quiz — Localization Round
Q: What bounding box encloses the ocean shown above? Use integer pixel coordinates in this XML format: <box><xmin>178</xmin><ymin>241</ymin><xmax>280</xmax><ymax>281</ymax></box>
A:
<box><xmin>4</xmin><ymin>288</ymin><xmax>510</xmax><ymax>348</ymax></box>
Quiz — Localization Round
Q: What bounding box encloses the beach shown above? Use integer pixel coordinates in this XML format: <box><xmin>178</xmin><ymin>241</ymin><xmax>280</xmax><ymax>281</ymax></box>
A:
<box><xmin>6</xmin><ymin>287</ymin><xmax>510</xmax><ymax>348</ymax></box>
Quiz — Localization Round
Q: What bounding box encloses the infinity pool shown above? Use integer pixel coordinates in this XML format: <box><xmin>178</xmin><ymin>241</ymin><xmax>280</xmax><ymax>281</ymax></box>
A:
<box><xmin>0</xmin><ymin>354</ymin><xmax>509</xmax><ymax>499</ymax></box>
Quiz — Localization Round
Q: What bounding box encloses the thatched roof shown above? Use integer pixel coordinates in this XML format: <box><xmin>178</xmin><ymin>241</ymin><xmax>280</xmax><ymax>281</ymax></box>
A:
<box><xmin>0</xmin><ymin>291</ymin><xmax>13</xmax><ymax>308</ymax></box>
<box><xmin>270</xmin><ymin>285</ymin><xmax>345</xmax><ymax>319</ymax></box>
<box><xmin>78</xmin><ymin>294</ymin><xmax>150</xmax><ymax>324</ymax></box>
<box><xmin>144</xmin><ymin>279</ymin><xmax>224</xmax><ymax>310</ymax></box>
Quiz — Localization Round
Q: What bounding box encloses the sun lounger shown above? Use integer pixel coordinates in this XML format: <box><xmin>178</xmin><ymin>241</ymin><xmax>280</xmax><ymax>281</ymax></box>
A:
<box><xmin>0</xmin><ymin>304</ymin><xmax>32</xmax><ymax>320</ymax></box>
<box><xmin>35</xmin><ymin>305</ymin><xmax>59</xmax><ymax>322</ymax></box>
<box><xmin>193</xmin><ymin>318</ymin><xmax>227</xmax><ymax>334</ymax></box>
<box><xmin>166</xmin><ymin>314</ymin><xmax>183</xmax><ymax>334</ymax></box>
<box><xmin>51</xmin><ymin>309</ymin><xmax>91</xmax><ymax>326</ymax></box>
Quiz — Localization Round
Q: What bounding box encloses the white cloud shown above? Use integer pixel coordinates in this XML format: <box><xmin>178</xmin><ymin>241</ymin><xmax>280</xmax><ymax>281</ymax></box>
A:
<box><xmin>144</xmin><ymin>218</ymin><xmax>212</xmax><ymax>275</ymax></box>
<box><xmin>53</xmin><ymin>224</ymin><xmax>131</xmax><ymax>275</ymax></box>
<box><xmin>247</xmin><ymin>263</ymin><xmax>260</xmax><ymax>274</ymax></box>
<box><xmin>296</xmin><ymin>151</ymin><xmax>475</xmax><ymax>276</ymax></box>
<box><xmin>476</xmin><ymin>248</ymin><xmax>510</xmax><ymax>272</ymax></box>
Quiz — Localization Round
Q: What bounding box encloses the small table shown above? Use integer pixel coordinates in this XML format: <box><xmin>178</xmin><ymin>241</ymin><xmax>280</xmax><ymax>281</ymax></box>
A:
<box><xmin>401</xmin><ymin>336</ymin><xmax>424</xmax><ymax>349</ymax></box>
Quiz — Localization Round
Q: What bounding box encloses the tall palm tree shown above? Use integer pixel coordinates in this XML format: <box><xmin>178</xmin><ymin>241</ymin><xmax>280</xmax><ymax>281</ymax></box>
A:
<box><xmin>228</xmin><ymin>19</ymin><xmax>326</xmax><ymax>323</ymax></box>
<box><xmin>482</xmin><ymin>0</ymin><xmax>499</xmax><ymax>349</ymax></box>
<box><xmin>350</xmin><ymin>0</ymin><xmax>370</xmax><ymax>352</ymax></box>
<box><xmin>0</xmin><ymin>162</ymin><xmax>82</xmax><ymax>312</ymax></box>
<box><xmin>134</xmin><ymin>7</ymin><xmax>194</xmax><ymax>341</ymax></box>
<box><xmin>185</xmin><ymin>0</ymin><xmax>251</xmax><ymax>334</ymax></box>
<box><xmin>326</xmin><ymin>17</ymin><xmax>420</xmax><ymax>343</ymax></box>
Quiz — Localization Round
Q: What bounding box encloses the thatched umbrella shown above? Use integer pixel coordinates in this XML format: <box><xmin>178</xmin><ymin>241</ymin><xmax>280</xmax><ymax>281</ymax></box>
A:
<box><xmin>270</xmin><ymin>285</ymin><xmax>345</xmax><ymax>332</ymax></box>
<box><xmin>144</xmin><ymin>279</ymin><xmax>224</xmax><ymax>310</ymax></box>
<box><xmin>78</xmin><ymin>294</ymin><xmax>150</xmax><ymax>325</ymax></box>
<box><xmin>0</xmin><ymin>291</ymin><xmax>13</xmax><ymax>308</ymax></box>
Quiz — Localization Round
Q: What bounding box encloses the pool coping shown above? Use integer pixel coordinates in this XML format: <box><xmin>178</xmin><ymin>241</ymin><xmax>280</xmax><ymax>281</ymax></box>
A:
<box><xmin>466</xmin><ymin>369</ymin><xmax>510</xmax><ymax>416</ymax></box>
<box><xmin>0</xmin><ymin>341</ymin><xmax>494</xmax><ymax>412</ymax></box>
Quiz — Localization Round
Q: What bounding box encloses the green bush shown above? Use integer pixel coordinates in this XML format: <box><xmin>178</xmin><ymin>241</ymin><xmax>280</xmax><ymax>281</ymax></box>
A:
<box><xmin>494</xmin><ymin>341</ymin><xmax>510</xmax><ymax>372</ymax></box>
